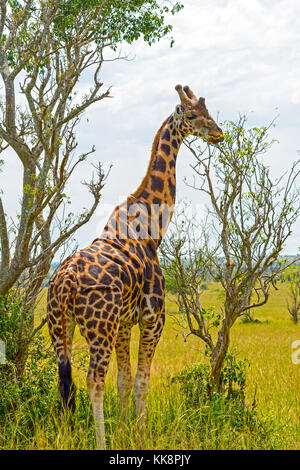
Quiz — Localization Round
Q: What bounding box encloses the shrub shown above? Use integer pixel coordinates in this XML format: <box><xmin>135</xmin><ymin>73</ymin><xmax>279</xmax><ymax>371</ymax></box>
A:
<box><xmin>0</xmin><ymin>291</ymin><xmax>32</xmax><ymax>363</ymax></box>
<box><xmin>172</xmin><ymin>354</ymin><xmax>249</xmax><ymax>404</ymax></box>
<box><xmin>171</xmin><ymin>355</ymin><xmax>274</xmax><ymax>445</ymax></box>
<box><xmin>0</xmin><ymin>333</ymin><xmax>58</xmax><ymax>423</ymax></box>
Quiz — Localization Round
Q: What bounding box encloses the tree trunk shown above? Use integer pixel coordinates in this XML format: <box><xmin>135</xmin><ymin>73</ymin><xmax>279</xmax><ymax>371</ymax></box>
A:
<box><xmin>210</xmin><ymin>319</ymin><xmax>231</xmax><ymax>390</ymax></box>
<box><xmin>14</xmin><ymin>344</ymin><xmax>29</xmax><ymax>379</ymax></box>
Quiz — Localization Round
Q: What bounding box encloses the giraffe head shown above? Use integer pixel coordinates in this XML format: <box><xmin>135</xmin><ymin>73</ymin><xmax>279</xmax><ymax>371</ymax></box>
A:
<box><xmin>174</xmin><ymin>84</ymin><xmax>224</xmax><ymax>144</ymax></box>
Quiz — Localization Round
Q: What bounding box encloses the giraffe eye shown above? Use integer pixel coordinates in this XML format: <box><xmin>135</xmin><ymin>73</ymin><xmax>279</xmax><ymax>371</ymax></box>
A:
<box><xmin>187</xmin><ymin>114</ymin><xmax>197</xmax><ymax>120</ymax></box>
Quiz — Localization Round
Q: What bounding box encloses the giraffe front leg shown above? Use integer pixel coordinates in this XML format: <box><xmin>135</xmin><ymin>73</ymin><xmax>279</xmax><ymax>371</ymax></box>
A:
<box><xmin>134</xmin><ymin>312</ymin><xmax>165</xmax><ymax>424</ymax></box>
<box><xmin>115</xmin><ymin>324</ymin><xmax>133</xmax><ymax>427</ymax></box>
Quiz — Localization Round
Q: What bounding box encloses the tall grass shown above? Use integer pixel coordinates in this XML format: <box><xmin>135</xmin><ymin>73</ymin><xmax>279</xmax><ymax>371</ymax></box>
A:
<box><xmin>1</xmin><ymin>282</ymin><xmax>300</xmax><ymax>449</ymax></box>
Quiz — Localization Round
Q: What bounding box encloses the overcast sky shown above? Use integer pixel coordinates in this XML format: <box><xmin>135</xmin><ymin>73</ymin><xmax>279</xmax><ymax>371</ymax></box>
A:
<box><xmin>2</xmin><ymin>0</ymin><xmax>300</xmax><ymax>256</ymax></box>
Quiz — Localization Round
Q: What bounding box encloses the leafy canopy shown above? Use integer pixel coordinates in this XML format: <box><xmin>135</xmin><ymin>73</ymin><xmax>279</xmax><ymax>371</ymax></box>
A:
<box><xmin>3</xmin><ymin>0</ymin><xmax>184</xmax><ymax>69</ymax></box>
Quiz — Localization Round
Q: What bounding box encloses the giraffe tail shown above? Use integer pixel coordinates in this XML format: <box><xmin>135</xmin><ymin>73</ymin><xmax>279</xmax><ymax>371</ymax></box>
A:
<box><xmin>55</xmin><ymin>271</ymin><xmax>77</xmax><ymax>414</ymax></box>
<box><xmin>58</xmin><ymin>359</ymin><xmax>76</xmax><ymax>414</ymax></box>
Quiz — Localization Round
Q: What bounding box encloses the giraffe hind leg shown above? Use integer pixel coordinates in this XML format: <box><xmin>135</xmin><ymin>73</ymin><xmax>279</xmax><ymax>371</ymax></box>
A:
<box><xmin>79</xmin><ymin>286</ymin><xmax>122</xmax><ymax>449</ymax></box>
<box><xmin>115</xmin><ymin>323</ymin><xmax>133</xmax><ymax>426</ymax></box>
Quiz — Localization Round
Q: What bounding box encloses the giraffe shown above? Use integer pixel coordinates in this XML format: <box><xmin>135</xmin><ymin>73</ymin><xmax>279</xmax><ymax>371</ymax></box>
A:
<box><xmin>47</xmin><ymin>84</ymin><xmax>224</xmax><ymax>449</ymax></box>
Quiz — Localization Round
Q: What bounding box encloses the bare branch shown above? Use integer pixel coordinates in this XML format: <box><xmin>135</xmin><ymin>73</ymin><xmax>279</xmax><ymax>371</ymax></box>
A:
<box><xmin>163</xmin><ymin>116</ymin><xmax>300</xmax><ymax>388</ymax></box>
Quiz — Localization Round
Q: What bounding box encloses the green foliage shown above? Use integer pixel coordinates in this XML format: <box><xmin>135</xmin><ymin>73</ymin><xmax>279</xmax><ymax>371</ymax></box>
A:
<box><xmin>0</xmin><ymin>342</ymin><xmax>275</xmax><ymax>450</ymax></box>
<box><xmin>281</xmin><ymin>264</ymin><xmax>300</xmax><ymax>322</ymax></box>
<box><xmin>55</xmin><ymin>0</ymin><xmax>183</xmax><ymax>46</ymax></box>
<box><xmin>163</xmin><ymin>269</ymin><xmax>191</xmax><ymax>295</ymax></box>
<box><xmin>201</xmin><ymin>306</ymin><xmax>222</xmax><ymax>329</ymax></box>
<box><xmin>0</xmin><ymin>333</ymin><xmax>57</xmax><ymax>422</ymax></box>
<box><xmin>0</xmin><ymin>333</ymin><xmax>96</xmax><ymax>448</ymax></box>
<box><xmin>281</xmin><ymin>264</ymin><xmax>300</xmax><ymax>284</ymax></box>
<box><xmin>0</xmin><ymin>290</ymin><xmax>32</xmax><ymax>364</ymax></box>
<box><xmin>172</xmin><ymin>362</ymin><xmax>211</xmax><ymax>405</ymax></box>
<box><xmin>172</xmin><ymin>354</ymin><xmax>249</xmax><ymax>404</ymax></box>
<box><xmin>240</xmin><ymin>315</ymin><xmax>268</xmax><ymax>325</ymax></box>
<box><xmin>221</xmin><ymin>353</ymin><xmax>249</xmax><ymax>400</ymax></box>
<box><xmin>4</xmin><ymin>0</ymin><xmax>184</xmax><ymax>69</ymax></box>
<box><xmin>0</xmin><ymin>282</ymin><xmax>295</xmax><ymax>449</ymax></box>
<box><xmin>171</xmin><ymin>357</ymin><xmax>273</xmax><ymax>443</ymax></box>
<box><xmin>164</xmin><ymin>270</ymin><xmax>178</xmax><ymax>294</ymax></box>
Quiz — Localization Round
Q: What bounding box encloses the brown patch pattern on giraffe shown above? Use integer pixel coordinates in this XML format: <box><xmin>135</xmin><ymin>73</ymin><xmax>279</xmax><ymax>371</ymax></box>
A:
<box><xmin>47</xmin><ymin>85</ymin><xmax>223</xmax><ymax>449</ymax></box>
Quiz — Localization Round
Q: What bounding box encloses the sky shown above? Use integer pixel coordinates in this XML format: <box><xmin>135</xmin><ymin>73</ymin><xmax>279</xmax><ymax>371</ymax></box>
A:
<box><xmin>1</xmin><ymin>0</ymin><xmax>300</xmax><ymax>256</ymax></box>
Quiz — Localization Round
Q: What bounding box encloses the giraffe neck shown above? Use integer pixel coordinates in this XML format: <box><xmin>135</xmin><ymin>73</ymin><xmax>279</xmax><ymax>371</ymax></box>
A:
<box><xmin>129</xmin><ymin>113</ymin><xmax>184</xmax><ymax>245</ymax></box>
<box><xmin>99</xmin><ymin>114</ymin><xmax>184</xmax><ymax>246</ymax></box>
<box><xmin>132</xmin><ymin>114</ymin><xmax>183</xmax><ymax>205</ymax></box>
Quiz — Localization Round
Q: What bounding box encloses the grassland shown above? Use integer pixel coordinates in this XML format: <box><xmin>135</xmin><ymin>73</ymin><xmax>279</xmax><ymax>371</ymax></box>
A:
<box><xmin>1</xmin><ymin>282</ymin><xmax>300</xmax><ymax>450</ymax></box>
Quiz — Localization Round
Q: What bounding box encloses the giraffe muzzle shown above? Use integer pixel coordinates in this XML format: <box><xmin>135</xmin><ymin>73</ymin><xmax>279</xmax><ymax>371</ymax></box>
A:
<box><xmin>207</xmin><ymin>132</ymin><xmax>224</xmax><ymax>145</ymax></box>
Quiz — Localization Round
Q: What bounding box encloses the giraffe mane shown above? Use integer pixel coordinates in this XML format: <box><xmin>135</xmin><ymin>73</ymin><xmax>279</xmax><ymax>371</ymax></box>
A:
<box><xmin>132</xmin><ymin>114</ymin><xmax>172</xmax><ymax>198</ymax></box>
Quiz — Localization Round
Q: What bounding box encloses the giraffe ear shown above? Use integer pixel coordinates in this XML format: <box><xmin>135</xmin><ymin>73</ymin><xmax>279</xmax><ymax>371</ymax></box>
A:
<box><xmin>175</xmin><ymin>104</ymin><xmax>183</xmax><ymax>115</ymax></box>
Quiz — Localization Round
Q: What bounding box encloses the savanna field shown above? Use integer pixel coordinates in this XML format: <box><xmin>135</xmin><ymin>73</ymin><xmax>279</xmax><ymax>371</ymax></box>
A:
<box><xmin>1</xmin><ymin>282</ymin><xmax>300</xmax><ymax>450</ymax></box>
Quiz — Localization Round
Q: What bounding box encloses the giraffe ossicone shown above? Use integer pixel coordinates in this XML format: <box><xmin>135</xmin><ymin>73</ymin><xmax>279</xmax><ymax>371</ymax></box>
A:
<box><xmin>47</xmin><ymin>85</ymin><xmax>223</xmax><ymax>449</ymax></box>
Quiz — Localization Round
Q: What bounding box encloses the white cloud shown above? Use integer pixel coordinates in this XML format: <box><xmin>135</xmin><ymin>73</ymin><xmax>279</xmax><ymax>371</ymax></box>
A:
<box><xmin>1</xmin><ymin>0</ymin><xmax>299</xmax><ymax>253</ymax></box>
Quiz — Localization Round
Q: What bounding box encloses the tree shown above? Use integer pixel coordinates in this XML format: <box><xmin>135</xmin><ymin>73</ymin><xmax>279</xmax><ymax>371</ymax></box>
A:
<box><xmin>281</xmin><ymin>264</ymin><xmax>300</xmax><ymax>323</ymax></box>
<box><xmin>0</xmin><ymin>0</ymin><xmax>183</xmax><ymax>373</ymax></box>
<box><xmin>160</xmin><ymin>204</ymin><xmax>216</xmax><ymax>346</ymax></box>
<box><xmin>161</xmin><ymin>116</ymin><xmax>300</xmax><ymax>390</ymax></box>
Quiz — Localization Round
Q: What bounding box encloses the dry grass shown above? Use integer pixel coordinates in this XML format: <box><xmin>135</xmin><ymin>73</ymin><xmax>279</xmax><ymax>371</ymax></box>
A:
<box><xmin>2</xmin><ymin>282</ymin><xmax>300</xmax><ymax>450</ymax></box>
